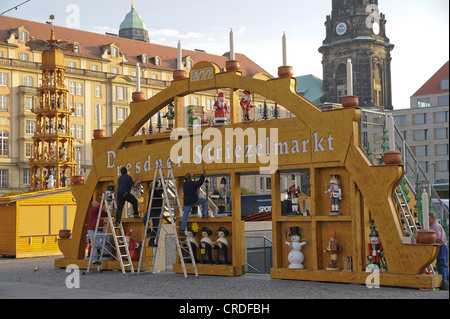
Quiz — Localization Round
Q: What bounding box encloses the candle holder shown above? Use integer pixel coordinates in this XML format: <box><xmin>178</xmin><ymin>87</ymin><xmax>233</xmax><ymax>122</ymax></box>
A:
<box><xmin>342</xmin><ymin>95</ymin><xmax>359</xmax><ymax>108</ymax></box>
<box><xmin>226</xmin><ymin>60</ymin><xmax>240</xmax><ymax>72</ymax></box>
<box><xmin>71</xmin><ymin>175</ymin><xmax>85</xmax><ymax>185</ymax></box>
<box><xmin>93</xmin><ymin>129</ymin><xmax>106</xmax><ymax>139</ymax></box>
<box><xmin>278</xmin><ymin>66</ymin><xmax>294</xmax><ymax>78</ymax></box>
<box><xmin>58</xmin><ymin>229</ymin><xmax>71</xmax><ymax>239</ymax></box>
<box><xmin>132</xmin><ymin>91</ymin><xmax>145</xmax><ymax>102</ymax></box>
<box><xmin>173</xmin><ymin>69</ymin><xmax>188</xmax><ymax>80</ymax></box>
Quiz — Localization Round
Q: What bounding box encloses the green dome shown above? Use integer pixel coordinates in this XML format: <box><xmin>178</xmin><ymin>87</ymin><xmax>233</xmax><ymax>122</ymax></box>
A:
<box><xmin>119</xmin><ymin>8</ymin><xmax>148</xmax><ymax>31</ymax></box>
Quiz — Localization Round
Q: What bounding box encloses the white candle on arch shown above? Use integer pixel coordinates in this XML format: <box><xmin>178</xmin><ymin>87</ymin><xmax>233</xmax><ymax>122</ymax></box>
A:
<box><xmin>177</xmin><ymin>40</ymin><xmax>182</xmax><ymax>70</ymax></box>
<box><xmin>282</xmin><ymin>32</ymin><xmax>287</xmax><ymax>66</ymax></box>
<box><xmin>230</xmin><ymin>28</ymin><xmax>235</xmax><ymax>60</ymax></box>
<box><xmin>136</xmin><ymin>63</ymin><xmax>140</xmax><ymax>92</ymax></box>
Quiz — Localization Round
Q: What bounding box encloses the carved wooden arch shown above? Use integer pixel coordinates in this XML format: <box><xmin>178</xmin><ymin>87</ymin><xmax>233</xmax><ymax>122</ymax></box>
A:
<box><xmin>59</xmin><ymin>61</ymin><xmax>438</xmax><ymax>278</ymax></box>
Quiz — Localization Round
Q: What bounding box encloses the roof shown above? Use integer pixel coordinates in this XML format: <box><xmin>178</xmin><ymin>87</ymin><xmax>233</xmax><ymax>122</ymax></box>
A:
<box><xmin>296</xmin><ymin>74</ymin><xmax>324</xmax><ymax>105</ymax></box>
<box><xmin>0</xmin><ymin>187</ymin><xmax>73</xmax><ymax>205</ymax></box>
<box><xmin>119</xmin><ymin>7</ymin><xmax>148</xmax><ymax>31</ymax></box>
<box><xmin>412</xmin><ymin>61</ymin><xmax>449</xmax><ymax>97</ymax></box>
<box><xmin>0</xmin><ymin>15</ymin><xmax>270</xmax><ymax>77</ymax></box>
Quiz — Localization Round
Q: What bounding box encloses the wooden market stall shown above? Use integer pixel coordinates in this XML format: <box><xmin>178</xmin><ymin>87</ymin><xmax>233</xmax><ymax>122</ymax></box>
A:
<box><xmin>53</xmin><ymin>60</ymin><xmax>441</xmax><ymax>288</ymax></box>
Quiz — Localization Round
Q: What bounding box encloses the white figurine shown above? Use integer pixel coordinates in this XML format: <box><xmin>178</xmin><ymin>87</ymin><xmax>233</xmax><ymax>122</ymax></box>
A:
<box><xmin>285</xmin><ymin>226</ymin><xmax>306</xmax><ymax>269</ymax></box>
<box><xmin>46</xmin><ymin>174</ymin><xmax>55</xmax><ymax>189</ymax></box>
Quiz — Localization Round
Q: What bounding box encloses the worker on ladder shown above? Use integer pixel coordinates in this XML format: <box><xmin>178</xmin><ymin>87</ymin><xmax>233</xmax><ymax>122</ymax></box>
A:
<box><xmin>115</xmin><ymin>167</ymin><xmax>142</xmax><ymax>227</ymax></box>
<box><xmin>87</xmin><ymin>200</ymin><xmax>108</xmax><ymax>265</ymax></box>
<box><xmin>181</xmin><ymin>170</ymin><xmax>208</xmax><ymax>233</ymax></box>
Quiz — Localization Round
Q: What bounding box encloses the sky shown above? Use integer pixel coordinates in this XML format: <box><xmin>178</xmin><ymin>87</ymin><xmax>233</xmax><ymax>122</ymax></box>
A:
<box><xmin>2</xmin><ymin>0</ymin><xmax>449</xmax><ymax>109</ymax></box>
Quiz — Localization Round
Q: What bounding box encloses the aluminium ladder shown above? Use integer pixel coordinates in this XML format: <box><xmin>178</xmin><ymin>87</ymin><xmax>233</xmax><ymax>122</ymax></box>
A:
<box><xmin>85</xmin><ymin>189</ymin><xmax>135</xmax><ymax>275</ymax></box>
<box><xmin>137</xmin><ymin>159</ymin><xmax>199</xmax><ymax>278</ymax></box>
<box><xmin>394</xmin><ymin>185</ymin><xmax>435</xmax><ymax>275</ymax></box>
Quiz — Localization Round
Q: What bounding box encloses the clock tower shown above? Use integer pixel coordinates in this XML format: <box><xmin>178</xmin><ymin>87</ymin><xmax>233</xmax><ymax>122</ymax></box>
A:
<box><xmin>319</xmin><ymin>0</ymin><xmax>394</xmax><ymax>109</ymax></box>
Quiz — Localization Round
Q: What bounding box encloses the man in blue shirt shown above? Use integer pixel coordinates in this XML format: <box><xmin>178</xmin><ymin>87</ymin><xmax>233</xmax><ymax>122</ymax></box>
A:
<box><xmin>180</xmin><ymin>169</ymin><xmax>208</xmax><ymax>233</ymax></box>
<box><xmin>115</xmin><ymin>167</ymin><xmax>141</xmax><ymax>226</ymax></box>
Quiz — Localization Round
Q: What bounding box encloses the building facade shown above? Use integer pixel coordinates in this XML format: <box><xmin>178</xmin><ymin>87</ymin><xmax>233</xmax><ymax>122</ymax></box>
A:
<box><xmin>319</xmin><ymin>0</ymin><xmax>394</xmax><ymax>109</ymax></box>
<box><xmin>393</xmin><ymin>61</ymin><xmax>449</xmax><ymax>185</ymax></box>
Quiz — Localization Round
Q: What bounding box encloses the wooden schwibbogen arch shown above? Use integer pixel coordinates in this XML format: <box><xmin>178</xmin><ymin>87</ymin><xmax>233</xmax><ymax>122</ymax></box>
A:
<box><xmin>55</xmin><ymin>61</ymin><xmax>441</xmax><ymax>289</ymax></box>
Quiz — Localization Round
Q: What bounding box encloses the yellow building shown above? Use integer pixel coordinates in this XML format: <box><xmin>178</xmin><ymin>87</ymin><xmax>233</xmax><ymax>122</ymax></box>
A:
<box><xmin>0</xmin><ymin>7</ymin><xmax>291</xmax><ymax>196</ymax></box>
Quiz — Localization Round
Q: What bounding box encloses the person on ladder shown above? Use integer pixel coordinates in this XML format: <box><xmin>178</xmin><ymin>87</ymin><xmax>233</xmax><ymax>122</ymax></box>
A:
<box><xmin>180</xmin><ymin>169</ymin><xmax>208</xmax><ymax>233</ymax></box>
<box><xmin>115</xmin><ymin>167</ymin><xmax>142</xmax><ymax>227</ymax></box>
<box><xmin>143</xmin><ymin>179</ymin><xmax>163</xmax><ymax>247</ymax></box>
<box><xmin>87</xmin><ymin>200</ymin><xmax>108</xmax><ymax>265</ymax></box>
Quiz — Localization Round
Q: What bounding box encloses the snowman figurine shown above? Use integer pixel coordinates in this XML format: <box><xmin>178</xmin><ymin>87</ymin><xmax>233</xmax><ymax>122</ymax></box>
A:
<box><xmin>285</xmin><ymin>226</ymin><xmax>306</xmax><ymax>269</ymax></box>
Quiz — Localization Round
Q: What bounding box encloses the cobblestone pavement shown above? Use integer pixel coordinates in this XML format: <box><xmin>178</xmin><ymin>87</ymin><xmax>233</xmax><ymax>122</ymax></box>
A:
<box><xmin>0</xmin><ymin>256</ymin><xmax>447</xmax><ymax>301</ymax></box>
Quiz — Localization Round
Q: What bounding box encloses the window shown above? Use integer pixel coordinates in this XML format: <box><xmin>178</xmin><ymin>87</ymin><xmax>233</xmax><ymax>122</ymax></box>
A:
<box><xmin>413</xmin><ymin>129</ymin><xmax>428</xmax><ymax>141</ymax></box>
<box><xmin>435</xmin><ymin>111</ymin><xmax>449</xmax><ymax>123</ymax></box>
<box><xmin>71</xmin><ymin>124</ymin><xmax>76</xmax><ymax>137</ymax></box>
<box><xmin>19</xmin><ymin>31</ymin><xmax>28</xmax><ymax>42</ymax></box>
<box><xmin>415</xmin><ymin>145</ymin><xmax>428</xmax><ymax>157</ymax></box>
<box><xmin>266</xmin><ymin>177</ymin><xmax>271</xmax><ymax>190</ymax></box>
<box><xmin>111</xmin><ymin>67</ymin><xmax>119</xmax><ymax>74</ymax></box>
<box><xmin>90</xmin><ymin>64</ymin><xmax>98</xmax><ymax>71</ymax></box>
<box><xmin>155</xmin><ymin>57</ymin><xmax>160</xmax><ymax>65</ymax></box>
<box><xmin>394</xmin><ymin>115</ymin><xmax>407</xmax><ymax>126</ymax></box>
<box><xmin>76</xmin><ymin>125</ymin><xmax>84</xmax><ymax>139</ymax></box>
<box><xmin>23</xmin><ymin>169</ymin><xmax>30</xmax><ymax>185</ymax></box>
<box><xmin>68</xmin><ymin>61</ymin><xmax>76</xmax><ymax>68</ymax></box>
<box><xmin>19</xmin><ymin>53</ymin><xmax>29</xmax><ymax>61</ymax></box>
<box><xmin>25</xmin><ymin>120</ymin><xmax>35</xmax><ymax>134</ymax></box>
<box><xmin>417</xmin><ymin>98</ymin><xmax>431</xmax><ymax>108</ymax></box>
<box><xmin>0</xmin><ymin>95</ymin><xmax>8</xmax><ymax>111</ymax></box>
<box><xmin>73</xmin><ymin>45</ymin><xmax>80</xmax><ymax>53</ymax></box>
<box><xmin>438</xmin><ymin>95</ymin><xmax>449</xmax><ymax>107</ymax></box>
<box><xmin>440</xmin><ymin>78</ymin><xmax>449</xmax><ymax>90</ymax></box>
<box><xmin>25</xmin><ymin>97</ymin><xmax>33</xmax><ymax>111</ymax></box>
<box><xmin>151</xmin><ymin>73</ymin><xmax>158</xmax><ymax>80</ymax></box>
<box><xmin>0</xmin><ymin>130</ymin><xmax>9</xmax><ymax>156</ymax></box>
<box><xmin>76</xmin><ymin>82</ymin><xmax>83</xmax><ymax>95</ymax></box>
<box><xmin>25</xmin><ymin>143</ymin><xmax>33</xmax><ymax>158</ymax></box>
<box><xmin>435</xmin><ymin>127</ymin><xmax>449</xmax><ymax>139</ymax></box>
<box><xmin>0</xmin><ymin>169</ymin><xmax>7</xmax><ymax>187</ymax></box>
<box><xmin>116</xmin><ymin>107</ymin><xmax>128</xmax><ymax>121</ymax></box>
<box><xmin>117</xmin><ymin>86</ymin><xmax>126</xmax><ymax>100</ymax></box>
<box><xmin>0</xmin><ymin>73</ymin><xmax>8</xmax><ymax>86</ymax></box>
<box><xmin>95</xmin><ymin>85</ymin><xmax>102</xmax><ymax>98</ymax></box>
<box><xmin>413</xmin><ymin>113</ymin><xmax>427</xmax><ymax>125</ymax></box>
<box><xmin>436</xmin><ymin>144</ymin><xmax>449</xmax><ymax>156</ymax></box>
<box><xmin>23</xmin><ymin>76</ymin><xmax>33</xmax><ymax>87</ymax></box>
<box><xmin>436</xmin><ymin>160</ymin><xmax>449</xmax><ymax>172</ymax></box>
<box><xmin>111</xmin><ymin>47</ymin><xmax>119</xmax><ymax>58</ymax></box>
<box><xmin>69</xmin><ymin>81</ymin><xmax>76</xmax><ymax>95</ymax></box>
<box><xmin>74</xmin><ymin>103</ymin><xmax>83</xmax><ymax>117</ymax></box>
<box><xmin>191</xmin><ymin>97</ymin><xmax>199</xmax><ymax>106</ymax></box>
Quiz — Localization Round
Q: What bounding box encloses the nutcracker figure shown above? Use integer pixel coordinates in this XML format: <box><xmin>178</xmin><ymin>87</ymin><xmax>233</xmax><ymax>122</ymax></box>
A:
<box><xmin>325</xmin><ymin>174</ymin><xmax>342</xmax><ymax>215</ymax></box>
<box><xmin>366</xmin><ymin>221</ymin><xmax>387</xmax><ymax>272</ymax></box>
<box><xmin>188</xmin><ymin>109</ymin><xmax>201</xmax><ymax>129</ymax></box>
<box><xmin>240</xmin><ymin>90</ymin><xmax>254</xmax><ymax>121</ymax></box>
<box><xmin>287</xmin><ymin>179</ymin><xmax>300</xmax><ymax>213</ymax></box>
<box><xmin>213</xmin><ymin>92</ymin><xmax>229</xmax><ymax>125</ymax></box>
<box><xmin>324</xmin><ymin>231</ymin><xmax>341</xmax><ymax>270</ymax></box>
<box><xmin>162</xmin><ymin>102</ymin><xmax>175</xmax><ymax>130</ymax></box>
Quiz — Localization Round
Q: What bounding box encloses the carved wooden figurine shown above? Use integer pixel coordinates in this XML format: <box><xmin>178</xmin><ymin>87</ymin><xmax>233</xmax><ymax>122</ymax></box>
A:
<box><xmin>324</xmin><ymin>231</ymin><xmax>341</xmax><ymax>270</ymax></box>
<box><xmin>214</xmin><ymin>226</ymin><xmax>230</xmax><ymax>264</ymax></box>
<box><xmin>200</xmin><ymin>227</ymin><xmax>214</xmax><ymax>264</ymax></box>
<box><xmin>325</xmin><ymin>174</ymin><xmax>342</xmax><ymax>215</ymax></box>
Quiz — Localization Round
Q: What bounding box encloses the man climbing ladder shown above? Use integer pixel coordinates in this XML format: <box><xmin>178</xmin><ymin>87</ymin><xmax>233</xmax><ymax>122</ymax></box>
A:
<box><xmin>85</xmin><ymin>186</ymin><xmax>135</xmax><ymax>275</ymax></box>
<box><xmin>137</xmin><ymin>159</ymin><xmax>199</xmax><ymax>278</ymax></box>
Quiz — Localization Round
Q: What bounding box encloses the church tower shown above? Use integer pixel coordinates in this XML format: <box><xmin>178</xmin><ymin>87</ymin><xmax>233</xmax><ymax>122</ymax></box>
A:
<box><xmin>118</xmin><ymin>1</ymin><xmax>150</xmax><ymax>42</ymax></box>
<box><xmin>319</xmin><ymin>0</ymin><xmax>394</xmax><ymax>109</ymax></box>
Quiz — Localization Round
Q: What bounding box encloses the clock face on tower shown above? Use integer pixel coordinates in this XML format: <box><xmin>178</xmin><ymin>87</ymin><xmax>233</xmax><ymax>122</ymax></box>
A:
<box><xmin>336</xmin><ymin>22</ymin><xmax>347</xmax><ymax>36</ymax></box>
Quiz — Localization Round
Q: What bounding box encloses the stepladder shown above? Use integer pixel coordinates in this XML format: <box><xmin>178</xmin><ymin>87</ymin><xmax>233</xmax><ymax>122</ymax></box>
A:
<box><xmin>85</xmin><ymin>186</ymin><xmax>135</xmax><ymax>275</ymax></box>
<box><xmin>394</xmin><ymin>185</ymin><xmax>435</xmax><ymax>275</ymax></box>
<box><xmin>138</xmin><ymin>159</ymin><xmax>198</xmax><ymax>278</ymax></box>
